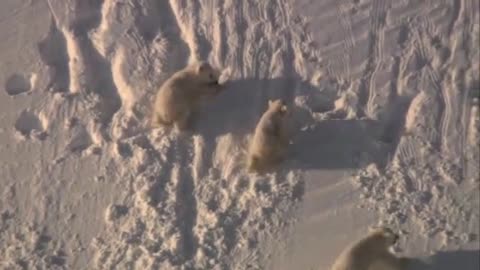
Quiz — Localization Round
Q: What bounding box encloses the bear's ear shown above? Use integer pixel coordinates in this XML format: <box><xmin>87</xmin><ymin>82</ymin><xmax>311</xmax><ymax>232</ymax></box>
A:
<box><xmin>197</xmin><ymin>62</ymin><xmax>210</xmax><ymax>74</ymax></box>
<box><xmin>268</xmin><ymin>100</ymin><xmax>273</xmax><ymax>107</ymax></box>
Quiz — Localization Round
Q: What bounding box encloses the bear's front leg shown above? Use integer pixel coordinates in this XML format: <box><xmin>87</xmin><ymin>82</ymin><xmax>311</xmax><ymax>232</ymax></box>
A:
<box><xmin>202</xmin><ymin>83</ymin><xmax>225</xmax><ymax>96</ymax></box>
<box><xmin>151</xmin><ymin>112</ymin><xmax>164</xmax><ymax>128</ymax></box>
<box><xmin>273</xmin><ymin>146</ymin><xmax>288</xmax><ymax>164</ymax></box>
<box><xmin>174</xmin><ymin>111</ymin><xmax>192</xmax><ymax>131</ymax></box>
<box><xmin>371</xmin><ymin>255</ymin><xmax>408</xmax><ymax>270</ymax></box>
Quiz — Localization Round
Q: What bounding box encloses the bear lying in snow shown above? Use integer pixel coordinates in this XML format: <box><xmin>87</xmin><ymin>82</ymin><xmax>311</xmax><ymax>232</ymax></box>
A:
<box><xmin>248</xmin><ymin>99</ymin><xmax>291</xmax><ymax>172</ymax></box>
<box><xmin>331</xmin><ymin>227</ymin><xmax>409</xmax><ymax>270</ymax></box>
<box><xmin>151</xmin><ymin>61</ymin><xmax>224</xmax><ymax>131</ymax></box>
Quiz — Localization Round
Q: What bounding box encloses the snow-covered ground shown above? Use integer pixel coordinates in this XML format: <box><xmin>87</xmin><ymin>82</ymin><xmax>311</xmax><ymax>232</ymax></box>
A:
<box><xmin>0</xmin><ymin>0</ymin><xmax>478</xmax><ymax>269</ymax></box>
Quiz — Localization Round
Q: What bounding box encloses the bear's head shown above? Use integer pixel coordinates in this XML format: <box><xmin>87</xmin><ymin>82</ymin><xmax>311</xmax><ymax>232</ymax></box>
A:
<box><xmin>195</xmin><ymin>62</ymin><xmax>221</xmax><ymax>86</ymax></box>
<box><xmin>268</xmin><ymin>99</ymin><xmax>288</xmax><ymax>115</ymax></box>
<box><xmin>367</xmin><ymin>227</ymin><xmax>400</xmax><ymax>248</ymax></box>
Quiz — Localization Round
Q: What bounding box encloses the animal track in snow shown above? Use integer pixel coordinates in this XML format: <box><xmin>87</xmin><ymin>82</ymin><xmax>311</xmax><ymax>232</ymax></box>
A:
<box><xmin>14</xmin><ymin>110</ymin><xmax>47</xmax><ymax>140</ymax></box>
<box><xmin>37</xmin><ymin>17</ymin><xmax>70</xmax><ymax>93</ymax></box>
<box><xmin>65</xmin><ymin>120</ymin><xmax>93</xmax><ymax>153</ymax></box>
<box><xmin>5</xmin><ymin>73</ymin><xmax>36</xmax><ymax>96</ymax></box>
<box><xmin>0</xmin><ymin>224</ymin><xmax>67</xmax><ymax>269</ymax></box>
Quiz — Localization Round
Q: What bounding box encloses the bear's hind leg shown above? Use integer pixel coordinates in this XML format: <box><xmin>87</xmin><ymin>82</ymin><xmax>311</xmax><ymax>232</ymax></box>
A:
<box><xmin>174</xmin><ymin>111</ymin><xmax>192</xmax><ymax>131</ymax></box>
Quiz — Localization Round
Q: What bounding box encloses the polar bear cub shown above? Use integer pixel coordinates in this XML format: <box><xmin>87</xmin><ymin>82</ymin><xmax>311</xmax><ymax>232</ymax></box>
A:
<box><xmin>331</xmin><ymin>227</ymin><xmax>408</xmax><ymax>270</ymax></box>
<box><xmin>151</xmin><ymin>61</ymin><xmax>224</xmax><ymax>131</ymax></box>
<box><xmin>248</xmin><ymin>99</ymin><xmax>290</xmax><ymax>172</ymax></box>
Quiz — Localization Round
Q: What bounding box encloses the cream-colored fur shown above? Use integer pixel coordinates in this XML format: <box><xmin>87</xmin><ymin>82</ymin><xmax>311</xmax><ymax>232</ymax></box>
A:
<box><xmin>247</xmin><ymin>99</ymin><xmax>290</xmax><ymax>172</ymax></box>
<box><xmin>151</xmin><ymin>61</ymin><xmax>223</xmax><ymax>131</ymax></box>
<box><xmin>331</xmin><ymin>227</ymin><xmax>408</xmax><ymax>270</ymax></box>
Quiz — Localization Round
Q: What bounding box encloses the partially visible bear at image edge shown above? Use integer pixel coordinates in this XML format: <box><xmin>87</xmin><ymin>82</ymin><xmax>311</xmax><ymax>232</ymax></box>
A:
<box><xmin>330</xmin><ymin>227</ymin><xmax>409</xmax><ymax>270</ymax></box>
<box><xmin>151</xmin><ymin>61</ymin><xmax>224</xmax><ymax>131</ymax></box>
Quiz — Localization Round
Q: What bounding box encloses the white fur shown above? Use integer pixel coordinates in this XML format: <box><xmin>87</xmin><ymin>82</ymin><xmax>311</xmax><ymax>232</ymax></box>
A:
<box><xmin>331</xmin><ymin>227</ymin><xmax>408</xmax><ymax>270</ymax></box>
<box><xmin>151</xmin><ymin>62</ymin><xmax>223</xmax><ymax>131</ymax></box>
<box><xmin>248</xmin><ymin>99</ymin><xmax>290</xmax><ymax>172</ymax></box>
